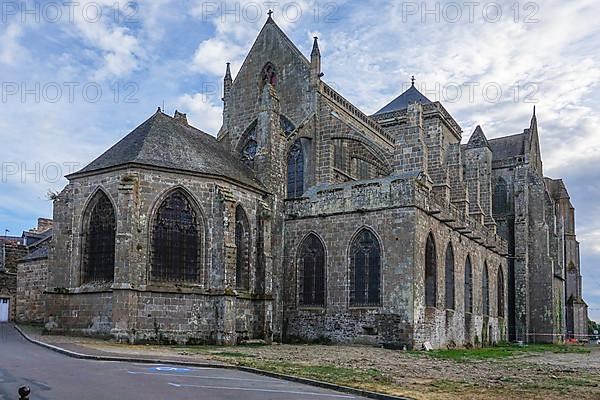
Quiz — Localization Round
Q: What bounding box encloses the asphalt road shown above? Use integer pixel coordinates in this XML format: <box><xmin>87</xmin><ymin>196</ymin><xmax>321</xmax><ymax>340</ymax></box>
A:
<box><xmin>0</xmin><ymin>323</ymin><xmax>369</xmax><ymax>400</ymax></box>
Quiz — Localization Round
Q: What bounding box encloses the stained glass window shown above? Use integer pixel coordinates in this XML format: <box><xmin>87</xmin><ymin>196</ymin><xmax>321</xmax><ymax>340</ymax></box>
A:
<box><xmin>350</xmin><ymin>229</ymin><xmax>381</xmax><ymax>307</ymax></box>
<box><xmin>493</xmin><ymin>177</ymin><xmax>508</xmax><ymax>214</ymax></box>
<box><xmin>445</xmin><ymin>244</ymin><xmax>455</xmax><ymax>310</ymax></box>
<box><xmin>235</xmin><ymin>205</ymin><xmax>250</xmax><ymax>290</ymax></box>
<box><xmin>482</xmin><ymin>262</ymin><xmax>490</xmax><ymax>316</ymax></box>
<box><xmin>287</xmin><ymin>139</ymin><xmax>304</xmax><ymax>198</ymax></box>
<box><xmin>465</xmin><ymin>256</ymin><xmax>473</xmax><ymax>313</ymax></box>
<box><xmin>425</xmin><ymin>234</ymin><xmax>437</xmax><ymax>307</ymax></box>
<box><xmin>151</xmin><ymin>190</ymin><xmax>201</xmax><ymax>283</ymax></box>
<box><xmin>298</xmin><ymin>234</ymin><xmax>325</xmax><ymax>306</ymax></box>
<box><xmin>241</xmin><ymin>123</ymin><xmax>257</xmax><ymax>168</ymax></box>
<box><xmin>82</xmin><ymin>191</ymin><xmax>116</xmax><ymax>284</ymax></box>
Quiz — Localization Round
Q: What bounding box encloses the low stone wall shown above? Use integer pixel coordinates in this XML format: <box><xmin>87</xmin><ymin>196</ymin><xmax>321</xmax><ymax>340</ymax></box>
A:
<box><xmin>285</xmin><ymin>310</ymin><xmax>413</xmax><ymax>348</ymax></box>
<box><xmin>16</xmin><ymin>258</ymin><xmax>48</xmax><ymax>324</ymax></box>
<box><xmin>45</xmin><ymin>291</ymin><xmax>114</xmax><ymax>336</ymax></box>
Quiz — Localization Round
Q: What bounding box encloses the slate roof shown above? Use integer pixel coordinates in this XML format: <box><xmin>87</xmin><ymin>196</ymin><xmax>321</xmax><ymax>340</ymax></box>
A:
<box><xmin>22</xmin><ymin>243</ymin><xmax>49</xmax><ymax>261</ymax></box>
<box><xmin>488</xmin><ymin>132</ymin><xmax>528</xmax><ymax>160</ymax></box>
<box><xmin>374</xmin><ymin>85</ymin><xmax>432</xmax><ymax>115</ymax></box>
<box><xmin>70</xmin><ymin>111</ymin><xmax>265</xmax><ymax>190</ymax></box>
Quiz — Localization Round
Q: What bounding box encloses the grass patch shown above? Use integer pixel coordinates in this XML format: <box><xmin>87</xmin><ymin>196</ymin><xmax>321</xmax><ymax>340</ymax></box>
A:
<box><xmin>239</xmin><ymin>360</ymin><xmax>391</xmax><ymax>387</ymax></box>
<box><xmin>427</xmin><ymin>343</ymin><xmax>589</xmax><ymax>361</ymax></box>
<box><xmin>211</xmin><ymin>351</ymin><xmax>255</xmax><ymax>358</ymax></box>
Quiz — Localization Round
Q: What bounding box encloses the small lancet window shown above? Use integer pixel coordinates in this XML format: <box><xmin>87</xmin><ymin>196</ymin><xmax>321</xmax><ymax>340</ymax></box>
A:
<box><xmin>287</xmin><ymin>139</ymin><xmax>304</xmax><ymax>198</ymax></box>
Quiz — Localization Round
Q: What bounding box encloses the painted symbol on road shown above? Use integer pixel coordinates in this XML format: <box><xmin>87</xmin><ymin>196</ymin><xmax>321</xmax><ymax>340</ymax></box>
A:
<box><xmin>150</xmin><ymin>366</ymin><xmax>191</xmax><ymax>373</ymax></box>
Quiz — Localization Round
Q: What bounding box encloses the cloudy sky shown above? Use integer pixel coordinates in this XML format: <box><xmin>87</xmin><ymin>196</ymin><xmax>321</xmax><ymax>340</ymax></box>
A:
<box><xmin>1</xmin><ymin>0</ymin><xmax>598</xmax><ymax>321</ymax></box>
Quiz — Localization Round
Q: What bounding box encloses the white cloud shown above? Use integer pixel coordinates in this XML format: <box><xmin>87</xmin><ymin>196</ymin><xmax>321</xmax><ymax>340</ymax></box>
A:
<box><xmin>191</xmin><ymin>38</ymin><xmax>245</xmax><ymax>76</ymax></box>
<box><xmin>177</xmin><ymin>92</ymin><xmax>223</xmax><ymax>134</ymax></box>
<box><xmin>0</xmin><ymin>23</ymin><xmax>28</xmax><ymax>64</ymax></box>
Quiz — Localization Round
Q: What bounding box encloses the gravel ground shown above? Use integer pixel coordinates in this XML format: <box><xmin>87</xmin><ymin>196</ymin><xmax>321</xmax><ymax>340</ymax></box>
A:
<box><xmin>17</xmin><ymin>326</ymin><xmax>600</xmax><ymax>400</ymax></box>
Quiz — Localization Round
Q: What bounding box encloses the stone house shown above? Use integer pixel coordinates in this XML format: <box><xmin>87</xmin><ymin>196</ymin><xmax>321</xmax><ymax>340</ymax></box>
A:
<box><xmin>0</xmin><ymin>236</ymin><xmax>26</xmax><ymax>322</ymax></box>
<box><xmin>37</xmin><ymin>15</ymin><xmax>587</xmax><ymax>348</ymax></box>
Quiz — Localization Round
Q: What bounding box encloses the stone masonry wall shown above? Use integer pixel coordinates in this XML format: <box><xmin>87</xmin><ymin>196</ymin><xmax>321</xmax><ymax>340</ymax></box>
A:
<box><xmin>16</xmin><ymin>257</ymin><xmax>48</xmax><ymax>324</ymax></box>
<box><xmin>48</xmin><ymin>166</ymin><xmax>273</xmax><ymax>344</ymax></box>
<box><xmin>284</xmin><ymin>175</ymin><xmax>507</xmax><ymax>349</ymax></box>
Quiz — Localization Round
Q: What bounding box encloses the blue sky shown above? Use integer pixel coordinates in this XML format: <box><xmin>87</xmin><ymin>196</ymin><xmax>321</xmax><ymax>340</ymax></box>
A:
<box><xmin>1</xmin><ymin>0</ymin><xmax>599</xmax><ymax>321</ymax></box>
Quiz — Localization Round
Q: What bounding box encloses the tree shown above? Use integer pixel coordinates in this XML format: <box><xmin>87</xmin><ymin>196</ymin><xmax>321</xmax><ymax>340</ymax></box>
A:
<box><xmin>588</xmin><ymin>318</ymin><xmax>600</xmax><ymax>335</ymax></box>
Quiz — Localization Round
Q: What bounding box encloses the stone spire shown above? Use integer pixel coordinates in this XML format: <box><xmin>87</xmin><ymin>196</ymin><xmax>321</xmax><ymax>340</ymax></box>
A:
<box><xmin>310</xmin><ymin>36</ymin><xmax>322</xmax><ymax>84</ymax></box>
<box><xmin>223</xmin><ymin>62</ymin><xmax>232</xmax><ymax>102</ymax></box>
<box><xmin>528</xmin><ymin>105</ymin><xmax>543</xmax><ymax>175</ymax></box>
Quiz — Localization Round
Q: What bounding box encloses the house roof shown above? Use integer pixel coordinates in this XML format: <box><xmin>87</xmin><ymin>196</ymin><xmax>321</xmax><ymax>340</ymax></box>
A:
<box><xmin>69</xmin><ymin>111</ymin><xmax>265</xmax><ymax>191</ymax></box>
<box><xmin>374</xmin><ymin>84</ymin><xmax>432</xmax><ymax>115</ymax></box>
<box><xmin>22</xmin><ymin>243</ymin><xmax>49</xmax><ymax>261</ymax></box>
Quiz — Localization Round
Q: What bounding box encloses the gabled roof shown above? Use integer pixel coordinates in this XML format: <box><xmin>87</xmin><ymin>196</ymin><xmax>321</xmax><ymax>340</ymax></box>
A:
<box><xmin>488</xmin><ymin>132</ymin><xmax>528</xmax><ymax>160</ymax></box>
<box><xmin>70</xmin><ymin>111</ymin><xmax>265</xmax><ymax>190</ymax></box>
<box><xmin>466</xmin><ymin>125</ymin><xmax>491</xmax><ymax>149</ymax></box>
<box><xmin>373</xmin><ymin>84</ymin><xmax>432</xmax><ymax>115</ymax></box>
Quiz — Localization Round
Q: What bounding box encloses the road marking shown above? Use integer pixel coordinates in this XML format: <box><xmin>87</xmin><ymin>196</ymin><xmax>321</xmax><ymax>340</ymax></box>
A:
<box><xmin>151</xmin><ymin>366</ymin><xmax>191</xmax><ymax>372</ymax></box>
<box><xmin>127</xmin><ymin>371</ymin><xmax>272</xmax><ymax>382</ymax></box>
<box><xmin>167</xmin><ymin>382</ymin><xmax>356</xmax><ymax>398</ymax></box>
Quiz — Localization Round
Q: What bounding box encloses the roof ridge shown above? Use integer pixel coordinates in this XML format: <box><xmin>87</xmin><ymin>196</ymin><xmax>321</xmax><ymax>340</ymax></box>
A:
<box><xmin>374</xmin><ymin>84</ymin><xmax>432</xmax><ymax>115</ymax></box>
<box><xmin>70</xmin><ymin>110</ymin><xmax>266</xmax><ymax>191</ymax></box>
<box><xmin>488</xmin><ymin>132</ymin><xmax>527</xmax><ymax>142</ymax></box>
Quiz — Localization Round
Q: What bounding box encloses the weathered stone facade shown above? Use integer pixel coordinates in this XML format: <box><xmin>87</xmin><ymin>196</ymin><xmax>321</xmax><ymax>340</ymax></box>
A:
<box><xmin>40</xmin><ymin>16</ymin><xmax>586</xmax><ymax>348</ymax></box>
<box><xmin>1</xmin><ymin>238</ymin><xmax>26</xmax><ymax>321</ymax></box>
<box><xmin>16</xmin><ymin>236</ymin><xmax>51</xmax><ymax>324</ymax></box>
<box><xmin>489</xmin><ymin>115</ymin><xmax>588</xmax><ymax>342</ymax></box>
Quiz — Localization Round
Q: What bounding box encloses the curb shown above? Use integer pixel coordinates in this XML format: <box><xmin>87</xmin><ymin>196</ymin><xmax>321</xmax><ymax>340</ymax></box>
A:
<box><xmin>14</xmin><ymin>325</ymin><xmax>412</xmax><ymax>400</ymax></box>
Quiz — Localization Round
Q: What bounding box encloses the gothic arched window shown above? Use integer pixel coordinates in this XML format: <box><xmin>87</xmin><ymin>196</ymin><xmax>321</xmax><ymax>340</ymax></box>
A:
<box><xmin>493</xmin><ymin>177</ymin><xmax>508</xmax><ymax>214</ymax></box>
<box><xmin>465</xmin><ymin>256</ymin><xmax>473</xmax><ymax>313</ymax></box>
<box><xmin>298</xmin><ymin>234</ymin><xmax>325</xmax><ymax>306</ymax></box>
<box><xmin>497</xmin><ymin>266</ymin><xmax>505</xmax><ymax>317</ymax></box>
<box><xmin>350</xmin><ymin>229</ymin><xmax>381</xmax><ymax>307</ymax></box>
<box><xmin>425</xmin><ymin>233</ymin><xmax>437</xmax><ymax>307</ymax></box>
<box><xmin>240</xmin><ymin>122</ymin><xmax>257</xmax><ymax>168</ymax></box>
<box><xmin>482</xmin><ymin>262</ymin><xmax>490</xmax><ymax>316</ymax></box>
<box><xmin>82</xmin><ymin>190</ymin><xmax>116</xmax><ymax>284</ymax></box>
<box><xmin>235</xmin><ymin>205</ymin><xmax>250</xmax><ymax>291</ymax></box>
<box><xmin>445</xmin><ymin>243</ymin><xmax>455</xmax><ymax>310</ymax></box>
<box><xmin>261</xmin><ymin>62</ymin><xmax>277</xmax><ymax>86</ymax></box>
<box><xmin>287</xmin><ymin>139</ymin><xmax>304</xmax><ymax>198</ymax></box>
<box><xmin>151</xmin><ymin>190</ymin><xmax>201</xmax><ymax>283</ymax></box>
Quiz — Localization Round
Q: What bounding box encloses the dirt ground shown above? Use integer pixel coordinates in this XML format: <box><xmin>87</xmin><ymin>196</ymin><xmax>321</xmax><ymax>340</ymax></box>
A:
<box><xmin>19</xmin><ymin>327</ymin><xmax>600</xmax><ymax>400</ymax></box>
